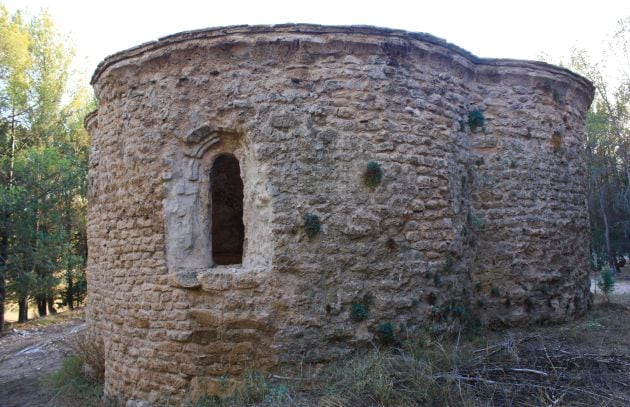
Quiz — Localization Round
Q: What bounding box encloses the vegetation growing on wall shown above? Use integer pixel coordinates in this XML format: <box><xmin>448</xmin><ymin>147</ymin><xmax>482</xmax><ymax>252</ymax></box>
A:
<box><xmin>303</xmin><ymin>213</ymin><xmax>321</xmax><ymax>239</ymax></box>
<box><xmin>467</xmin><ymin>109</ymin><xmax>485</xmax><ymax>131</ymax></box>
<box><xmin>363</xmin><ymin>160</ymin><xmax>383</xmax><ymax>188</ymax></box>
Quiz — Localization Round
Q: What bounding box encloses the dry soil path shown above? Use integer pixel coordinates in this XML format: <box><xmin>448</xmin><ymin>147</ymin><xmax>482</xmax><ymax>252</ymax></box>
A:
<box><xmin>0</xmin><ymin>318</ymin><xmax>84</xmax><ymax>407</ymax></box>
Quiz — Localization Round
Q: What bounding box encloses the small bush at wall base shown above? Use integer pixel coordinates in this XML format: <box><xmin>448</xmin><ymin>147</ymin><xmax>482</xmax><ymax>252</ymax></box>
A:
<box><xmin>598</xmin><ymin>269</ymin><xmax>615</xmax><ymax>303</ymax></box>
<box><xmin>65</xmin><ymin>332</ymin><xmax>105</xmax><ymax>381</ymax></box>
<box><xmin>303</xmin><ymin>213</ymin><xmax>321</xmax><ymax>239</ymax></box>
<box><xmin>363</xmin><ymin>160</ymin><xmax>383</xmax><ymax>188</ymax></box>
<box><xmin>468</xmin><ymin>109</ymin><xmax>485</xmax><ymax>130</ymax></box>
<box><xmin>43</xmin><ymin>356</ymin><xmax>104</xmax><ymax>406</ymax></box>
<box><xmin>376</xmin><ymin>322</ymin><xmax>396</xmax><ymax>345</ymax></box>
<box><xmin>194</xmin><ymin>371</ymin><xmax>292</xmax><ymax>406</ymax></box>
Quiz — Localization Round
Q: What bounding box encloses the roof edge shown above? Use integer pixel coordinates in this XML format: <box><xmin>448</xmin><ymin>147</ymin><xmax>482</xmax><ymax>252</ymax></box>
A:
<box><xmin>90</xmin><ymin>24</ymin><xmax>594</xmax><ymax>100</ymax></box>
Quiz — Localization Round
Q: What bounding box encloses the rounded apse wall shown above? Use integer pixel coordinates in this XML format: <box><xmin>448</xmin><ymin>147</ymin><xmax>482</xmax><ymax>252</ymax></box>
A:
<box><xmin>86</xmin><ymin>24</ymin><xmax>594</xmax><ymax>404</ymax></box>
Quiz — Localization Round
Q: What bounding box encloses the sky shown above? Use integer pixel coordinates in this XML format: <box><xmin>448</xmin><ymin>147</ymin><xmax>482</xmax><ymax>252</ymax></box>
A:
<box><xmin>4</xmin><ymin>0</ymin><xmax>629</xmax><ymax>85</ymax></box>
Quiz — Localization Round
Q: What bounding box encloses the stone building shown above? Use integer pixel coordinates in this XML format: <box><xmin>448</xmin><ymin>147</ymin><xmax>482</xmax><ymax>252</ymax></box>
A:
<box><xmin>85</xmin><ymin>24</ymin><xmax>594</xmax><ymax>404</ymax></box>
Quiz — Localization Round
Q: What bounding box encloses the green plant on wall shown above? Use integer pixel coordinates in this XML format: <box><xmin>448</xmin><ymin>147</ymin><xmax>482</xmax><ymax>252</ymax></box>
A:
<box><xmin>363</xmin><ymin>160</ymin><xmax>383</xmax><ymax>188</ymax></box>
<box><xmin>376</xmin><ymin>322</ymin><xmax>396</xmax><ymax>345</ymax></box>
<box><xmin>303</xmin><ymin>213</ymin><xmax>321</xmax><ymax>239</ymax></box>
<box><xmin>444</xmin><ymin>254</ymin><xmax>454</xmax><ymax>272</ymax></box>
<box><xmin>468</xmin><ymin>211</ymin><xmax>485</xmax><ymax>231</ymax></box>
<box><xmin>468</xmin><ymin>109</ymin><xmax>485</xmax><ymax>131</ymax></box>
<box><xmin>350</xmin><ymin>302</ymin><xmax>369</xmax><ymax>322</ymax></box>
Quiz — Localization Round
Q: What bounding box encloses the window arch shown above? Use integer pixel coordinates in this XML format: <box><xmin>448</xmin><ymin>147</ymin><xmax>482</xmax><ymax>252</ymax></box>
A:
<box><xmin>210</xmin><ymin>154</ymin><xmax>244</xmax><ymax>265</ymax></box>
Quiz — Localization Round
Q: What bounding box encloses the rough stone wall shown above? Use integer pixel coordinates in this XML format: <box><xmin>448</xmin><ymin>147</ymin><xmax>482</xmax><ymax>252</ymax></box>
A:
<box><xmin>86</xmin><ymin>25</ymin><xmax>594</xmax><ymax>404</ymax></box>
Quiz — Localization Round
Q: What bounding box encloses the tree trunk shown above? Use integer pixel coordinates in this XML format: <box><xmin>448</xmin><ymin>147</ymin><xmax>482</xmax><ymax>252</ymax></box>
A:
<box><xmin>47</xmin><ymin>296</ymin><xmax>57</xmax><ymax>314</ymax></box>
<box><xmin>0</xmin><ymin>111</ymin><xmax>18</xmax><ymax>332</ymax></box>
<box><xmin>0</xmin><ymin>227</ymin><xmax>7</xmax><ymax>333</ymax></box>
<box><xmin>37</xmin><ymin>296</ymin><xmax>47</xmax><ymax>317</ymax></box>
<box><xmin>599</xmin><ymin>188</ymin><xmax>619</xmax><ymax>273</ymax></box>
<box><xmin>66</xmin><ymin>271</ymin><xmax>74</xmax><ymax>310</ymax></box>
<box><xmin>0</xmin><ymin>272</ymin><xmax>5</xmax><ymax>333</ymax></box>
<box><xmin>18</xmin><ymin>296</ymin><xmax>28</xmax><ymax>323</ymax></box>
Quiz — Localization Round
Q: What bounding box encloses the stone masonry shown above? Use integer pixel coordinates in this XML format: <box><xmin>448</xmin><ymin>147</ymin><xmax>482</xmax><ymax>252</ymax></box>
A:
<box><xmin>85</xmin><ymin>24</ymin><xmax>594</xmax><ymax>404</ymax></box>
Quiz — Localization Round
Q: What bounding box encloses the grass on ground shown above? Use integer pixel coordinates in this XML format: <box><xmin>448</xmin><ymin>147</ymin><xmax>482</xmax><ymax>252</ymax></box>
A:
<box><xmin>44</xmin><ymin>291</ymin><xmax>630</xmax><ymax>406</ymax></box>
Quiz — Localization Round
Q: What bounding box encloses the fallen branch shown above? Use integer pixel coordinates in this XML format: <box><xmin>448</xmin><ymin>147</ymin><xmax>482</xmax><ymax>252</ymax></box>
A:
<box><xmin>508</xmin><ymin>367</ymin><xmax>548</xmax><ymax>376</ymax></box>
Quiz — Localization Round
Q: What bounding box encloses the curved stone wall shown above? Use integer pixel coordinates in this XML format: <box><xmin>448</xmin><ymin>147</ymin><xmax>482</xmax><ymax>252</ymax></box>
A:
<box><xmin>86</xmin><ymin>24</ymin><xmax>594</xmax><ymax>404</ymax></box>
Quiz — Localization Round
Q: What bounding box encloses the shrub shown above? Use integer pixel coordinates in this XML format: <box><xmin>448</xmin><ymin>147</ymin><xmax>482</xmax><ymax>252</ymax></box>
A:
<box><xmin>468</xmin><ymin>109</ymin><xmax>485</xmax><ymax>130</ymax></box>
<box><xmin>303</xmin><ymin>213</ymin><xmax>321</xmax><ymax>239</ymax></box>
<box><xmin>195</xmin><ymin>371</ymin><xmax>292</xmax><ymax>406</ymax></box>
<box><xmin>350</xmin><ymin>302</ymin><xmax>369</xmax><ymax>322</ymax></box>
<box><xmin>363</xmin><ymin>160</ymin><xmax>383</xmax><ymax>188</ymax></box>
<box><xmin>376</xmin><ymin>322</ymin><xmax>396</xmax><ymax>345</ymax></box>
<box><xmin>468</xmin><ymin>212</ymin><xmax>485</xmax><ymax>231</ymax></box>
<box><xmin>65</xmin><ymin>332</ymin><xmax>105</xmax><ymax>381</ymax></box>
<box><xmin>444</xmin><ymin>254</ymin><xmax>455</xmax><ymax>272</ymax></box>
<box><xmin>43</xmin><ymin>355</ymin><xmax>103</xmax><ymax>406</ymax></box>
<box><xmin>598</xmin><ymin>269</ymin><xmax>616</xmax><ymax>303</ymax></box>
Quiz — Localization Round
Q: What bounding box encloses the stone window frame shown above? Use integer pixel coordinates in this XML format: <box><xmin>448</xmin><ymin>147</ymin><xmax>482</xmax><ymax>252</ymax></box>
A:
<box><xmin>164</xmin><ymin>124</ymin><xmax>272</xmax><ymax>289</ymax></box>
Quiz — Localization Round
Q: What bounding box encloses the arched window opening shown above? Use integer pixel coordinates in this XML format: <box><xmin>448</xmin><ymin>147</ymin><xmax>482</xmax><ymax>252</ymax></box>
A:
<box><xmin>211</xmin><ymin>154</ymin><xmax>244</xmax><ymax>265</ymax></box>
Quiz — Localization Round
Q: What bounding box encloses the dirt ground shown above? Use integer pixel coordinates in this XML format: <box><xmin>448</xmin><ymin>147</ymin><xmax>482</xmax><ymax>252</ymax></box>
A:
<box><xmin>0</xmin><ymin>313</ymin><xmax>85</xmax><ymax>407</ymax></box>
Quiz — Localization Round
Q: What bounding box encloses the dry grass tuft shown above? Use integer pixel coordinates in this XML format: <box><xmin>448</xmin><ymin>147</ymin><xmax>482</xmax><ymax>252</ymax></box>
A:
<box><xmin>65</xmin><ymin>331</ymin><xmax>105</xmax><ymax>382</ymax></box>
<box><xmin>43</xmin><ymin>331</ymin><xmax>106</xmax><ymax>406</ymax></box>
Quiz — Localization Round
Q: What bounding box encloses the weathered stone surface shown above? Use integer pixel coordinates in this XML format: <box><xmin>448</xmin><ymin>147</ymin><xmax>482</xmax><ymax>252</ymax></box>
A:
<box><xmin>85</xmin><ymin>24</ymin><xmax>594</xmax><ymax>405</ymax></box>
<box><xmin>168</xmin><ymin>271</ymin><xmax>200</xmax><ymax>288</ymax></box>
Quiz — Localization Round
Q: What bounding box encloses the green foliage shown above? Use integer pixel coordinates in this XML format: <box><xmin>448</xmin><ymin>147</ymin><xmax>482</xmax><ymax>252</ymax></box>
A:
<box><xmin>0</xmin><ymin>5</ymin><xmax>91</xmax><ymax>328</ymax></box>
<box><xmin>468</xmin><ymin>109</ymin><xmax>485</xmax><ymax>130</ymax></box>
<box><xmin>46</xmin><ymin>355</ymin><xmax>83</xmax><ymax>385</ymax></box>
<box><xmin>468</xmin><ymin>211</ymin><xmax>486</xmax><ymax>231</ymax></box>
<box><xmin>376</xmin><ymin>322</ymin><xmax>396</xmax><ymax>345</ymax></box>
<box><xmin>194</xmin><ymin>371</ymin><xmax>292</xmax><ymax>406</ymax></box>
<box><xmin>43</xmin><ymin>355</ymin><xmax>103</xmax><ymax>405</ymax></box>
<box><xmin>490</xmin><ymin>286</ymin><xmax>501</xmax><ymax>297</ymax></box>
<box><xmin>569</xmin><ymin>20</ymin><xmax>630</xmax><ymax>273</ymax></box>
<box><xmin>302</xmin><ymin>213</ymin><xmax>321</xmax><ymax>239</ymax></box>
<box><xmin>598</xmin><ymin>269</ymin><xmax>615</xmax><ymax>302</ymax></box>
<box><xmin>475</xmin><ymin>156</ymin><xmax>485</xmax><ymax>166</ymax></box>
<box><xmin>433</xmin><ymin>272</ymin><xmax>442</xmax><ymax>287</ymax></box>
<box><xmin>350</xmin><ymin>302</ymin><xmax>368</xmax><ymax>322</ymax></box>
<box><xmin>363</xmin><ymin>160</ymin><xmax>383</xmax><ymax>188</ymax></box>
<box><xmin>444</xmin><ymin>254</ymin><xmax>455</xmax><ymax>272</ymax></box>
